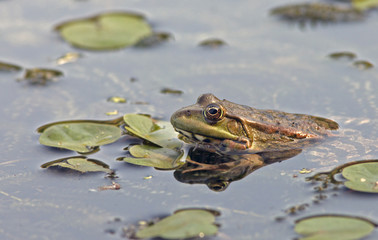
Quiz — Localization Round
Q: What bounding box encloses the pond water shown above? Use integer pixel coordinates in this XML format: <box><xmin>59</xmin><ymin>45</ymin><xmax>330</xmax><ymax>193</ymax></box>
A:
<box><xmin>0</xmin><ymin>0</ymin><xmax>377</xmax><ymax>239</ymax></box>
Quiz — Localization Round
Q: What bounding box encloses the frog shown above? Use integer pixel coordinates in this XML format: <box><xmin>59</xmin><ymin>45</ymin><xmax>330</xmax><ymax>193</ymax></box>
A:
<box><xmin>170</xmin><ymin>93</ymin><xmax>339</xmax><ymax>154</ymax></box>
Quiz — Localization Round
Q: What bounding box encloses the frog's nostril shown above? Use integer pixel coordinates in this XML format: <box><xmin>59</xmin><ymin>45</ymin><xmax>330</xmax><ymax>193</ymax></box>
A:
<box><xmin>185</xmin><ymin>110</ymin><xmax>191</xmax><ymax>116</ymax></box>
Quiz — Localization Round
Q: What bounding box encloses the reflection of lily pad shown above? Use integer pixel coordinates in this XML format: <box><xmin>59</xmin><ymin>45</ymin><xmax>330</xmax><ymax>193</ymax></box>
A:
<box><xmin>295</xmin><ymin>215</ymin><xmax>375</xmax><ymax>240</ymax></box>
<box><xmin>123</xmin><ymin>114</ymin><xmax>181</xmax><ymax>149</ymax></box>
<box><xmin>55</xmin><ymin>11</ymin><xmax>152</xmax><ymax>50</ymax></box>
<box><xmin>123</xmin><ymin>145</ymin><xmax>182</xmax><ymax>169</ymax></box>
<box><xmin>342</xmin><ymin>162</ymin><xmax>378</xmax><ymax>193</ymax></box>
<box><xmin>39</xmin><ymin>121</ymin><xmax>122</xmax><ymax>153</ymax></box>
<box><xmin>41</xmin><ymin>156</ymin><xmax>112</xmax><ymax>173</ymax></box>
<box><xmin>0</xmin><ymin>61</ymin><xmax>22</xmax><ymax>72</ymax></box>
<box><xmin>135</xmin><ymin>209</ymin><xmax>219</xmax><ymax>239</ymax></box>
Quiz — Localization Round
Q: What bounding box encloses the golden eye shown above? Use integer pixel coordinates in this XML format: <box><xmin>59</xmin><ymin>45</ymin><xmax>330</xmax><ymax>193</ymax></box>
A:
<box><xmin>204</xmin><ymin>104</ymin><xmax>224</xmax><ymax>122</ymax></box>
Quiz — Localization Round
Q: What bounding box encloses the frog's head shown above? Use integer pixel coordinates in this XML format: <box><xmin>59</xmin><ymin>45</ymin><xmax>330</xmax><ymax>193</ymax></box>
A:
<box><xmin>170</xmin><ymin>93</ymin><xmax>250</xmax><ymax>152</ymax></box>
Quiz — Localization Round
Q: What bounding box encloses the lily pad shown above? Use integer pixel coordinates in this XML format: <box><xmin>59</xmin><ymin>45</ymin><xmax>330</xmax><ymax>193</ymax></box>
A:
<box><xmin>342</xmin><ymin>162</ymin><xmax>378</xmax><ymax>193</ymax></box>
<box><xmin>38</xmin><ymin>121</ymin><xmax>122</xmax><ymax>153</ymax></box>
<box><xmin>353</xmin><ymin>60</ymin><xmax>374</xmax><ymax>70</ymax></box>
<box><xmin>135</xmin><ymin>209</ymin><xmax>219</xmax><ymax>239</ymax></box>
<box><xmin>198</xmin><ymin>38</ymin><xmax>227</xmax><ymax>48</ymax></box>
<box><xmin>328</xmin><ymin>52</ymin><xmax>356</xmax><ymax>60</ymax></box>
<box><xmin>123</xmin><ymin>114</ymin><xmax>181</xmax><ymax>149</ymax></box>
<box><xmin>107</xmin><ymin>96</ymin><xmax>127</xmax><ymax>103</ymax></box>
<box><xmin>55</xmin><ymin>11</ymin><xmax>152</xmax><ymax>50</ymax></box>
<box><xmin>352</xmin><ymin>0</ymin><xmax>378</xmax><ymax>11</ymax></box>
<box><xmin>134</xmin><ymin>32</ymin><xmax>172</xmax><ymax>48</ymax></box>
<box><xmin>19</xmin><ymin>68</ymin><xmax>63</xmax><ymax>85</ymax></box>
<box><xmin>41</xmin><ymin>156</ymin><xmax>112</xmax><ymax>173</ymax></box>
<box><xmin>160</xmin><ymin>88</ymin><xmax>183</xmax><ymax>95</ymax></box>
<box><xmin>123</xmin><ymin>145</ymin><xmax>183</xmax><ymax>169</ymax></box>
<box><xmin>295</xmin><ymin>215</ymin><xmax>375</xmax><ymax>240</ymax></box>
<box><xmin>56</xmin><ymin>52</ymin><xmax>82</xmax><ymax>65</ymax></box>
<box><xmin>0</xmin><ymin>61</ymin><xmax>22</xmax><ymax>72</ymax></box>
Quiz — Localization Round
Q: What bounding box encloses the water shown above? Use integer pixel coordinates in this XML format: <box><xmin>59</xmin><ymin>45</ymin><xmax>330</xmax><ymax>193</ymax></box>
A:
<box><xmin>0</xmin><ymin>0</ymin><xmax>377</xmax><ymax>239</ymax></box>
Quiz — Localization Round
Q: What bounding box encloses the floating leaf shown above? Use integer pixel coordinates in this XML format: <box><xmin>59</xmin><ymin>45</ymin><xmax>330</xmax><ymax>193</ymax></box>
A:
<box><xmin>19</xmin><ymin>68</ymin><xmax>63</xmax><ymax>85</ymax></box>
<box><xmin>134</xmin><ymin>32</ymin><xmax>172</xmax><ymax>47</ymax></box>
<box><xmin>198</xmin><ymin>38</ymin><xmax>227</xmax><ymax>48</ymax></box>
<box><xmin>123</xmin><ymin>114</ymin><xmax>181</xmax><ymax>149</ymax></box>
<box><xmin>135</xmin><ymin>209</ymin><xmax>219</xmax><ymax>239</ymax></box>
<box><xmin>271</xmin><ymin>3</ymin><xmax>364</xmax><ymax>23</ymax></box>
<box><xmin>107</xmin><ymin>96</ymin><xmax>127</xmax><ymax>103</ymax></box>
<box><xmin>56</xmin><ymin>52</ymin><xmax>82</xmax><ymax>65</ymax></box>
<box><xmin>160</xmin><ymin>88</ymin><xmax>183</xmax><ymax>95</ymax></box>
<box><xmin>353</xmin><ymin>60</ymin><xmax>374</xmax><ymax>70</ymax></box>
<box><xmin>123</xmin><ymin>145</ymin><xmax>183</xmax><ymax>169</ymax></box>
<box><xmin>295</xmin><ymin>215</ymin><xmax>375</xmax><ymax>240</ymax></box>
<box><xmin>328</xmin><ymin>52</ymin><xmax>356</xmax><ymax>60</ymax></box>
<box><xmin>38</xmin><ymin>121</ymin><xmax>122</xmax><ymax>153</ymax></box>
<box><xmin>0</xmin><ymin>61</ymin><xmax>22</xmax><ymax>72</ymax></box>
<box><xmin>342</xmin><ymin>162</ymin><xmax>378</xmax><ymax>193</ymax></box>
<box><xmin>55</xmin><ymin>11</ymin><xmax>152</xmax><ymax>50</ymax></box>
<box><xmin>352</xmin><ymin>0</ymin><xmax>378</xmax><ymax>11</ymax></box>
<box><xmin>41</xmin><ymin>156</ymin><xmax>112</xmax><ymax>173</ymax></box>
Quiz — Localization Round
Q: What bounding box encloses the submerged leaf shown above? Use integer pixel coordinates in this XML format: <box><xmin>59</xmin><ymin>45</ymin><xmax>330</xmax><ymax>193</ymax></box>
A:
<box><xmin>295</xmin><ymin>215</ymin><xmax>375</xmax><ymax>240</ymax></box>
<box><xmin>39</xmin><ymin>121</ymin><xmax>122</xmax><ymax>153</ymax></box>
<box><xmin>0</xmin><ymin>61</ymin><xmax>22</xmax><ymax>72</ymax></box>
<box><xmin>342</xmin><ymin>162</ymin><xmax>378</xmax><ymax>193</ymax></box>
<box><xmin>123</xmin><ymin>145</ymin><xmax>183</xmax><ymax>169</ymax></box>
<box><xmin>55</xmin><ymin>11</ymin><xmax>152</xmax><ymax>50</ymax></box>
<box><xmin>123</xmin><ymin>114</ymin><xmax>181</xmax><ymax>148</ymax></box>
<box><xmin>41</xmin><ymin>156</ymin><xmax>112</xmax><ymax>173</ymax></box>
<box><xmin>135</xmin><ymin>209</ymin><xmax>219</xmax><ymax>239</ymax></box>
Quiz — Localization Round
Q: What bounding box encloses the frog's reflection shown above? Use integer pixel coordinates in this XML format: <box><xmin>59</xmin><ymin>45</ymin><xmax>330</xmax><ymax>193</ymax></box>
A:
<box><xmin>174</xmin><ymin>148</ymin><xmax>302</xmax><ymax>192</ymax></box>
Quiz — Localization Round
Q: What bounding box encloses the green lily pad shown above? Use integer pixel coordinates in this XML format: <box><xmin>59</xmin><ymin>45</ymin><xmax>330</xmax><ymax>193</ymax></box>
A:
<box><xmin>135</xmin><ymin>209</ymin><xmax>219</xmax><ymax>239</ymax></box>
<box><xmin>55</xmin><ymin>11</ymin><xmax>152</xmax><ymax>50</ymax></box>
<box><xmin>295</xmin><ymin>215</ymin><xmax>375</xmax><ymax>240</ymax></box>
<box><xmin>41</xmin><ymin>156</ymin><xmax>112</xmax><ymax>173</ymax></box>
<box><xmin>19</xmin><ymin>68</ymin><xmax>63</xmax><ymax>85</ymax></box>
<box><xmin>328</xmin><ymin>52</ymin><xmax>356</xmax><ymax>60</ymax></box>
<box><xmin>56</xmin><ymin>52</ymin><xmax>82</xmax><ymax>65</ymax></box>
<box><xmin>123</xmin><ymin>145</ymin><xmax>183</xmax><ymax>169</ymax></box>
<box><xmin>123</xmin><ymin>114</ymin><xmax>181</xmax><ymax>149</ymax></box>
<box><xmin>134</xmin><ymin>32</ymin><xmax>172</xmax><ymax>48</ymax></box>
<box><xmin>39</xmin><ymin>121</ymin><xmax>122</xmax><ymax>153</ymax></box>
<box><xmin>342</xmin><ymin>162</ymin><xmax>378</xmax><ymax>193</ymax></box>
<box><xmin>198</xmin><ymin>38</ymin><xmax>227</xmax><ymax>48</ymax></box>
<box><xmin>352</xmin><ymin>0</ymin><xmax>378</xmax><ymax>11</ymax></box>
<box><xmin>353</xmin><ymin>60</ymin><xmax>374</xmax><ymax>70</ymax></box>
<box><xmin>0</xmin><ymin>61</ymin><xmax>22</xmax><ymax>72</ymax></box>
<box><xmin>160</xmin><ymin>88</ymin><xmax>183</xmax><ymax>95</ymax></box>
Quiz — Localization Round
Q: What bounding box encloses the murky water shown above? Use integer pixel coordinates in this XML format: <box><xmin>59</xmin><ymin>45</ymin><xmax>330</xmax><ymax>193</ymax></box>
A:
<box><xmin>0</xmin><ymin>0</ymin><xmax>377</xmax><ymax>239</ymax></box>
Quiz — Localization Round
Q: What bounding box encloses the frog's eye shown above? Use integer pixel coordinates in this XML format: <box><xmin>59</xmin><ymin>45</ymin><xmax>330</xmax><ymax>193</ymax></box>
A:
<box><xmin>204</xmin><ymin>104</ymin><xmax>224</xmax><ymax>122</ymax></box>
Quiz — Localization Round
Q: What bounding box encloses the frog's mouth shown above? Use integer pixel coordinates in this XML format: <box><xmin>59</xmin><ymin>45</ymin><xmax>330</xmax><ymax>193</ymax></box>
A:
<box><xmin>175</xmin><ymin>128</ymin><xmax>250</xmax><ymax>152</ymax></box>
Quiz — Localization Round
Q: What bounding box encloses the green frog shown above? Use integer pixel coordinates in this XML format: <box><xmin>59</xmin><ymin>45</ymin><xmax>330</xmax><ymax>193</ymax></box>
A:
<box><xmin>171</xmin><ymin>93</ymin><xmax>339</xmax><ymax>154</ymax></box>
